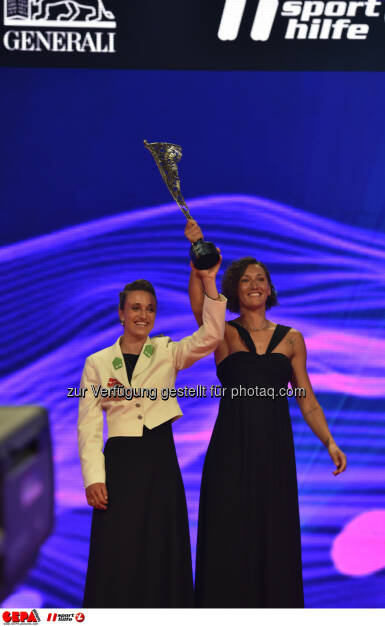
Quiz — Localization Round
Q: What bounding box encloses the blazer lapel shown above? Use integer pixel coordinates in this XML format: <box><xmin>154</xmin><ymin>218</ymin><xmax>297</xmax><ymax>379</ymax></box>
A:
<box><xmin>131</xmin><ymin>335</ymin><xmax>155</xmax><ymax>380</ymax></box>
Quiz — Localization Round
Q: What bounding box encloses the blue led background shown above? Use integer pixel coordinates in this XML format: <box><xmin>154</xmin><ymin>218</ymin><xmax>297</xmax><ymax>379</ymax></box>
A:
<box><xmin>0</xmin><ymin>68</ymin><xmax>385</xmax><ymax>609</ymax></box>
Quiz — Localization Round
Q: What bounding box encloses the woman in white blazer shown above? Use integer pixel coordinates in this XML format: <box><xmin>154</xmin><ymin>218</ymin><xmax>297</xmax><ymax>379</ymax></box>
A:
<box><xmin>78</xmin><ymin>238</ymin><xmax>227</xmax><ymax>608</ymax></box>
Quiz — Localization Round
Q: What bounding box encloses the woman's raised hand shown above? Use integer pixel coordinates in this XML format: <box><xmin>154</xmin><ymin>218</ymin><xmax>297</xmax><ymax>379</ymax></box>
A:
<box><xmin>86</xmin><ymin>482</ymin><xmax>108</xmax><ymax>510</ymax></box>
<box><xmin>184</xmin><ymin>219</ymin><xmax>204</xmax><ymax>243</ymax></box>
<box><xmin>190</xmin><ymin>248</ymin><xmax>222</xmax><ymax>279</ymax></box>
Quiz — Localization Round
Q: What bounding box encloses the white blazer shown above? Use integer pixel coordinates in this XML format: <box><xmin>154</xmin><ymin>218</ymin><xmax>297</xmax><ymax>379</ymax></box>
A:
<box><xmin>77</xmin><ymin>293</ymin><xmax>227</xmax><ymax>488</ymax></box>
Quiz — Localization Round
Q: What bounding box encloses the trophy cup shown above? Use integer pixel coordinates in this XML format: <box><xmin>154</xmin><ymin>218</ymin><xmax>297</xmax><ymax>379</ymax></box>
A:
<box><xmin>143</xmin><ymin>140</ymin><xmax>220</xmax><ymax>270</ymax></box>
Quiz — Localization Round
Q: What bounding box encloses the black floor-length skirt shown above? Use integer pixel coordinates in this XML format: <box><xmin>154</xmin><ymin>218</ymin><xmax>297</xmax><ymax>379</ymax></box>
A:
<box><xmin>195</xmin><ymin>325</ymin><xmax>304</xmax><ymax>608</ymax></box>
<box><xmin>82</xmin><ymin>421</ymin><xmax>194</xmax><ymax>608</ymax></box>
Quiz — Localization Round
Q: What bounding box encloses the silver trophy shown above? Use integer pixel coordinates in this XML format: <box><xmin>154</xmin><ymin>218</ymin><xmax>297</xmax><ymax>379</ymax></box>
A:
<box><xmin>144</xmin><ymin>140</ymin><xmax>220</xmax><ymax>269</ymax></box>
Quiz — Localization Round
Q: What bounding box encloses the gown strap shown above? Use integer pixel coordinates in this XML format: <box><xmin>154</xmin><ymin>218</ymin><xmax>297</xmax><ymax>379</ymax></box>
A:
<box><xmin>267</xmin><ymin>324</ymin><xmax>292</xmax><ymax>354</ymax></box>
<box><xmin>227</xmin><ymin>320</ymin><xmax>256</xmax><ymax>354</ymax></box>
<box><xmin>228</xmin><ymin>321</ymin><xmax>292</xmax><ymax>355</ymax></box>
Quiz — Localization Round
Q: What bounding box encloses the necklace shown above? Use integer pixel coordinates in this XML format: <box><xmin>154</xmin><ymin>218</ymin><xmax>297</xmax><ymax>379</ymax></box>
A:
<box><xmin>240</xmin><ymin>320</ymin><xmax>270</xmax><ymax>332</ymax></box>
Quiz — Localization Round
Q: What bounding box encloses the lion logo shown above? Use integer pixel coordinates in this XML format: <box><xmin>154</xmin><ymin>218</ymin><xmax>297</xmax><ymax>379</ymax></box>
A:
<box><xmin>31</xmin><ymin>0</ymin><xmax>114</xmax><ymax>21</ymax></box>
<box><xmin>4</xmin><ymin>0</ymin><xmax>115</xmax><ymax>24</ymax></box>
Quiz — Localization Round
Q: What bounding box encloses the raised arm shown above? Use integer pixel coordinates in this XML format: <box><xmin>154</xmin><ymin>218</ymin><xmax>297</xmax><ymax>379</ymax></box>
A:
<box><xmin>169</xmin><ymin>292</ymin><xmax>227</xmax><ymax>371</ymax></box>
<box><xmin>185</xmin><ymin>219</ymin><xmax>222</xmax><ymax>327</ymax></box>
<box><xmin>188</xmin><ymin>265</ymin><xmax>205</xmax><ymax>326</ymax></box>
<box><xmin>169</xmin><ymin>240</ymin><xmax>227</xmax><ymax>370</ymax></box>
<box><xmin>289</xmin><ymin>330</ymin><xmax>347</xmax><ymax>476</ymax></box>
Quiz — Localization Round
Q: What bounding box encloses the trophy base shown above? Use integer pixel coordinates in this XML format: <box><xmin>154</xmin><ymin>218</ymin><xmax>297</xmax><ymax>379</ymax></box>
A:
<box><xmin>190</xmin><ymin>239</ymin><xmax>220</xmax><ymax>270</ymax></box>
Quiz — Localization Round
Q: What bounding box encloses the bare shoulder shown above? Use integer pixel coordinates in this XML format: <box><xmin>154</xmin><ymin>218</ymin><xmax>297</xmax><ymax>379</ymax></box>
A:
<box><xmin>286</xmin><ymin>327</ymin><xmax>303</xmax><ymax>341</ymax></box>
<box><xmin>285</xmin><ymin>327</ymin><xmax>306</xmax><ymax>354</ymax></box>
<box><xmin>224</xmin><ymin>319</ymin><xmax>238</xmax><ymax>337</ymax></box>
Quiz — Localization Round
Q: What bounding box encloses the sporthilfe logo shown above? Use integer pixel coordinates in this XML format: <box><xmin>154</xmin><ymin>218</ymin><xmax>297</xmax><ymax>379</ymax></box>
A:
<box><xmin>219</xmin><ymin>0</ymin><xmax>279</xmax><ymax>41</ymax></box>
<box><xmin>218</xmin><ymin>0</ymin><xmax>384</xmax><ymax>41</ymax></box>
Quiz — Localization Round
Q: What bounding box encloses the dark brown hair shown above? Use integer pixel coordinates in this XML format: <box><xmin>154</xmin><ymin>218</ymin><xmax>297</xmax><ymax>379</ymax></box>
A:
<box><xmin>119</xmin><ymin>280</ymin><xmax>157</xmax><ymax>310</ymax></box>
<box><xmin>221</xmin><ymin>257</ymin><xmax>278</xmax><ymax>313</ymax></box>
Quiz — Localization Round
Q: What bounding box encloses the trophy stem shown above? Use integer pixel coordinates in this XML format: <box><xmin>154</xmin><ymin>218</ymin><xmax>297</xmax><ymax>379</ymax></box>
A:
<box><xmin>180</xmin><ymin>206</ymin><xmax>193</xmax><ymax>220</ymax></box>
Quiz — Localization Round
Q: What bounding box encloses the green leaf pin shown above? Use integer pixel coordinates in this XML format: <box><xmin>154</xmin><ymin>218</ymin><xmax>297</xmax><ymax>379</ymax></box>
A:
<box><xmin>143</xmin><ymin>345</ymin><xmax>154</xmax><ymax>358</ymax></box>
<box><xmin>113</xmin><ymin>357</ymin><xmax>123</xmax><ymax>369</ymax></box>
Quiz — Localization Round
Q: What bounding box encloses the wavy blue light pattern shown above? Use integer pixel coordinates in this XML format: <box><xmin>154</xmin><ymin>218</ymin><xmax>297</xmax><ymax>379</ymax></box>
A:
<box><xmin>0</xmin><ymin>194</ymin><xmax>384</xmax><ymax>608</ymax></box>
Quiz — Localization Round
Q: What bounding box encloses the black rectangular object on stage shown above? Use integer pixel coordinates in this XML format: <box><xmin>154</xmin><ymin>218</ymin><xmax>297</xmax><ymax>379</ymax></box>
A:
<box><xmin>1</xmin><ymin>0</ymin><xmax>385</xmax><ymax>70</ymax></box>
<box><xmin>0</xmin><ymin>405</ymin><xmax>54</xmax><ymax>602</ymax></box>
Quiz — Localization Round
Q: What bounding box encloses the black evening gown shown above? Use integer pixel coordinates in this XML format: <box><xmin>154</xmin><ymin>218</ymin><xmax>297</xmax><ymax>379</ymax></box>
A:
<box><xmin>82</xmin><ymin>353</ymin><xmax>194</xmax><ymax>608</ymax></box>
<box><xmin>195</xmin><ymin>323</ymin><xmax>304</xmax><ymax>608</ymax></box>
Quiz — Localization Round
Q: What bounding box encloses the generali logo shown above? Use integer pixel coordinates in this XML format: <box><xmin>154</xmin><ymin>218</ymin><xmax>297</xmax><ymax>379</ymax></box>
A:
<box><xmin>218</xmin><ymin>0</ymin><xmax>385</xmax><ymax>41</ymax></box>
<box><xmin>3</xmin><ymin>0</ymin><xmax>116</xmax><ymax>53</ymax></box>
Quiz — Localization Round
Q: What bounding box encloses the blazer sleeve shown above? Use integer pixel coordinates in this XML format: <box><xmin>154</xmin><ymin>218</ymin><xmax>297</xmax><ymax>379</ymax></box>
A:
<box><xmin>77</xmin><ymin>355</ymin><xmax>105</xmax><ymax>489</ymax></box>
<box><xmin>169</xmin><ymin>293</ymin><xmax>227</xmax><ymax>371</ymax></box>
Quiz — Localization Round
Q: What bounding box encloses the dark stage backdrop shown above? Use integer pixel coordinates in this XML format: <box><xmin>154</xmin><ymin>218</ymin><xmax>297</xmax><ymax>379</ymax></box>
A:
<box><xmin>2</xmin><ymin>69</ymin><xmax>385</xmax><ymax>245</ymax></box>
<box><xmin>1</xmin><ymin>21</ymin><xmax>385</xmax><ymax>612</ymax></box>
<box><xmin>2</xmin><ymin>0</ymin><xmax>385</xmax><ymax>69</ymax></box>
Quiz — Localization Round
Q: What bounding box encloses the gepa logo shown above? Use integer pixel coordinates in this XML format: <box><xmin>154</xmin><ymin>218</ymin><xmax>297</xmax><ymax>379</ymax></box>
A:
<box><xmin>2</xmin><ymin>610</ymin><xmax>40</xmax><ymax>623</ymax></box>
<box><xmin>218</xmin><ymin>0</ymin><xmax>384</xmax><ymax>41</ymax></box>
<box><xmin>4</xmin><ymin>0</ymin><xmax>115</xmax><ymax>27</ymax></box>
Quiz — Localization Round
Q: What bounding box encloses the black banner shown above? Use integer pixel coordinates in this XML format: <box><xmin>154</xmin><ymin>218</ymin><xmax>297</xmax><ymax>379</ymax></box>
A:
<box><xmin>1</xmin><ymin>0</ymin><xmax>385</xmax><ymax>70</ymax></box>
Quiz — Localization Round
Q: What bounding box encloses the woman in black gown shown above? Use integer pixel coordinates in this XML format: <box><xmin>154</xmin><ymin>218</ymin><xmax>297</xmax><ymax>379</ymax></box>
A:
<box><xmin>186</xmin><ymin>222</ymin><xmax>347</xmax><ymax>608</ymax></box>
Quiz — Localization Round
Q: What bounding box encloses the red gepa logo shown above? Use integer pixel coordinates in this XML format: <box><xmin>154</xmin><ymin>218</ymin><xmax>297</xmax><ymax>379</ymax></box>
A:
<box><xmin>2</xmin><ymin>611</ymin><xmax>40</xmax><ymax>623</ymax></box>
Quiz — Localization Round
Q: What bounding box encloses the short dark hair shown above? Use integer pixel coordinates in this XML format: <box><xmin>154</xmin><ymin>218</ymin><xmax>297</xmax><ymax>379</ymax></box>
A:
<box><xmin>119</xmin><ymin>280</ymin><xmax>157</xmax><ymax>310</ymax></box>
<box><xmin>221</xmin><ymin>257</ymin><xmax>278</xmax><ymax>313</ymax></box>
